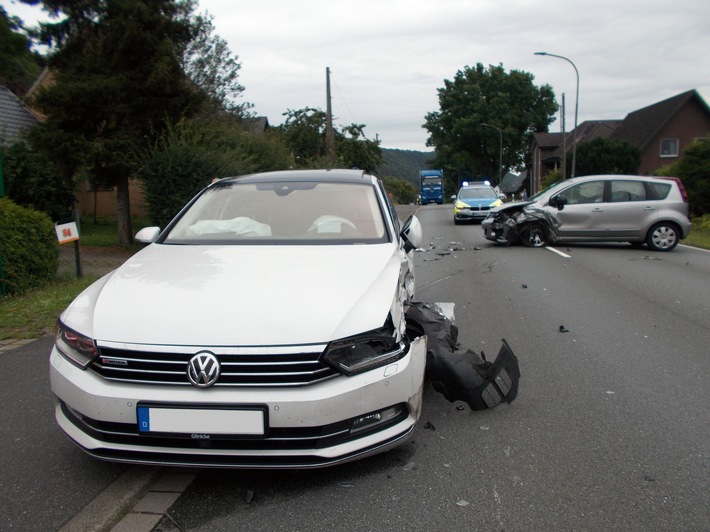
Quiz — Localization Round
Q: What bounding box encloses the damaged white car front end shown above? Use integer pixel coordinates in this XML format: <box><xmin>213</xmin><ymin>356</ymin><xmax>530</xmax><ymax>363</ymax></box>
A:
<box><xmin>50</xmin><ymin>169</ymin><xmax>426</xmax><ymax>468</ymax></box>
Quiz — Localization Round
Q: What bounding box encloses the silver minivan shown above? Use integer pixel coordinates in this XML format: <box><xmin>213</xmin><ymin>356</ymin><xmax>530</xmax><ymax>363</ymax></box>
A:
<box><xmin>482</xmin><ymin>175</ymin><xmax>692</xmax><ymax>251</ymax></box>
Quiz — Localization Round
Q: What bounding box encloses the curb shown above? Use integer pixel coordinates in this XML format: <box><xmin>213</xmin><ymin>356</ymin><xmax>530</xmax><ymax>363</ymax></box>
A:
<box><xmin>0</xmin><ymin>338</ymin><xmax>36</xmax><ymax>353</ymax></box>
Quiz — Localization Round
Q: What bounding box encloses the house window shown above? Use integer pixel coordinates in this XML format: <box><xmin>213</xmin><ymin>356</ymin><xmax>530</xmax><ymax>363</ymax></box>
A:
<box><xmin>660</xmin><ymin>138</ymin><xmax>679</xmax><ymax>158</ymax></box>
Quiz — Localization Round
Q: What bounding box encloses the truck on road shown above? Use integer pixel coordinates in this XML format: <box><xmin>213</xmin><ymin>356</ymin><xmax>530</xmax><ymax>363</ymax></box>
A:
<box><xmin>419</xmin><ymin>169</ymin><xmax>444</xmax><ymax>205</ymax></box>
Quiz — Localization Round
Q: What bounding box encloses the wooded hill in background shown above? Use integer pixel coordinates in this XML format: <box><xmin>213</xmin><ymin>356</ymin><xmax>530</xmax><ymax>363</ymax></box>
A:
<box><xmin>378</xmin><ymin>148</ymin><xmax>434</xmax><ymax>185</ymax></box>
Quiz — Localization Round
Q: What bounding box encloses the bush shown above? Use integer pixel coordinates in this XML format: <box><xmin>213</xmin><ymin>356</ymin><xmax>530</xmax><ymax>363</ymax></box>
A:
<box><xmin>0</xmin><ymin>197</ymin><xmax>58</xmax><ymax>296</ymax></box>
<box><xmin>656</xmin><ymin>138</ymin><xmax>710</xmax><ymax>217</ymax></box>
<box><xmin>138</xmin><ymin>119</ymin><xmax>292</xmax><ymax>228</ymax></box>
<box><xmin>2</xmin><ymin>141</ymin><xmax>75</xmax><ymax>221</ymax></box>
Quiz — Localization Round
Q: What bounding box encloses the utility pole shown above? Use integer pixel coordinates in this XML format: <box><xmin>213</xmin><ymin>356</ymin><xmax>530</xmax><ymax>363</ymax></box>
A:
<box><xmin>325</xmin><ymin>67</ymin><xmax>335</xmax><ymax>165</ymax></box>
<box><xmin>561</xmin><ymin>93</ymin><xmax>567</xmax><ymax>179</ymax></box>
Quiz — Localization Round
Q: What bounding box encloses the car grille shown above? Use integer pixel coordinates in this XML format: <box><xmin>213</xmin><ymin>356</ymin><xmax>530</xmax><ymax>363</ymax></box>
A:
<box><xmin>466</xmin><ymin>206</ymin><xmax>491</xmax><ymax>213</ymax></box>
<box><xmin>91</xmin><ymin>346</ymin><xmax>338</xmax><ymax>387</ymax></box>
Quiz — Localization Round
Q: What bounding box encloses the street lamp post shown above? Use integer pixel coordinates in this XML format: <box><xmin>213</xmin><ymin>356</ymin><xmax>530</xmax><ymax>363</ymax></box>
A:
<box><xmin>535</xmin><ymin>51</ymin><xmax>579</xmax><ymax>177</ymax></box>
<box><xmin>480</xmin><ymin>123</ymin><xmax>503</xmax><ymax>186</ymax></box>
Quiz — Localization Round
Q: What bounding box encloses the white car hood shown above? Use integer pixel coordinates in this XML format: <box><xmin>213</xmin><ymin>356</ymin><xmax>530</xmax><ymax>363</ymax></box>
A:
<box><xmin>64</xmin><ymin>243</ymin><xmax>404</xmax><ymax>346</ymax></box>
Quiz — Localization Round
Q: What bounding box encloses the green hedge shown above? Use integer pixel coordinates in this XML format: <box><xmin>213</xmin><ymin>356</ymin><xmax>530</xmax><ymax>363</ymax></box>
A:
<box><xmin>0</xmin><ymin>197</ymin><xmax>58</xmax><ymax>297</ymax></box>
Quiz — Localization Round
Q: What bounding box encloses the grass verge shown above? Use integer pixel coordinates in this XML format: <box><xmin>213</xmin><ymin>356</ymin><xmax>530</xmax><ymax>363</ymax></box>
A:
<box><xmin>0</xmin><ymin>276</ymin><xmax>100</xmax><ymax>339</ymax></box>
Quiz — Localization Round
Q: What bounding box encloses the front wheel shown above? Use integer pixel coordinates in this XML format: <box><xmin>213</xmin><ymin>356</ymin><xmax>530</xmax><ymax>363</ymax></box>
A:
<box><xmin>646</xmin><ymin>223</ymin><xmax>679</xmax><ymax>251</ymax></box>
<box><xmin>520</xmin><ymin>224</ymin><xmax>548</xmax><ymax>247</ymax></box>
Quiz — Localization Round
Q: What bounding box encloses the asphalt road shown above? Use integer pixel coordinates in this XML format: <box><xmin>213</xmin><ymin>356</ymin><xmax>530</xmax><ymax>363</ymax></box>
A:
<box><xmin>2</xmin><ymin>204</ymin><xmax>708</xmax><ymax>531</ymax></box>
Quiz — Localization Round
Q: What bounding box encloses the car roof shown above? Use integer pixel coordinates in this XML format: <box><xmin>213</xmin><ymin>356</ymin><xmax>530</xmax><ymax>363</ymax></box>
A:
<box><xmin>218</xmin><ymin>169</ymin><xmax>374</xmax><ymax>185</ymax></box>
<box><xmin>565</xmin><ymin>174</ymin><xmax>674</xmax><ymax>183</ymax></box>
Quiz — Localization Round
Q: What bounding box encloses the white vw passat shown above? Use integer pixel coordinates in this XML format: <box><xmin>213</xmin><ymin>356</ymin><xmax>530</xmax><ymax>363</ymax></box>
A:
<box><xmin>50</xmin><ymin>169</ymin><xmax>426</xmax><ymax>468</ymax></box>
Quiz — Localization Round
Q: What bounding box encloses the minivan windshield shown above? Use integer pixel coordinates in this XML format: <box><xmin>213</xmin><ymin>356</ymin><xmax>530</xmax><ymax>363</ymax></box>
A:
<box><xmin>530</xmin><ymin>181</ymin><xmax>568</xmax><ymax>201</ymax></box>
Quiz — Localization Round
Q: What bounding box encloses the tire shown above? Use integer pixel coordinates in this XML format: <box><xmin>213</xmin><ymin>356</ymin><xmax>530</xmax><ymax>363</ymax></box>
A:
<box><xmin>520</xmin><ymin>224</ymin><xmax>548</xmax><ymax>247</ymax></box>
<box><xmin>646</xmin><ymin>222</ymin><xmax>679</xmax><ymax>251</ymax></box>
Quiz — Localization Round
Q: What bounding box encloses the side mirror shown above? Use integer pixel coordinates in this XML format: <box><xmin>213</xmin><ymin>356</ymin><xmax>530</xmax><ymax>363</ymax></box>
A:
<box><xmin>550</xmin><ymin>196</ymin><xmax>567</xmax><ymax>211</ymax></box>
<box><xmin>400</xmin><ymin>215</ymin><xmax>422</xmax><ymax>253</ymax></box>
<box><xmin>135</xmin><ymin>226</ymin><xmax>161</xmax><ymax>243</ymax></box>
<box><xmin>450</xmin><ymin>195</ymin><xmax>457</xmax><ymax>200</ymax></box>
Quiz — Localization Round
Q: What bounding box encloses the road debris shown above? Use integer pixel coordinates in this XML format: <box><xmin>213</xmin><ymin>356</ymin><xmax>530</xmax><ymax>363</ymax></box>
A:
<box><xmin>406</xmin><ymin>302</ymin><xmax>520</xmax><ymax>410</ymax></box>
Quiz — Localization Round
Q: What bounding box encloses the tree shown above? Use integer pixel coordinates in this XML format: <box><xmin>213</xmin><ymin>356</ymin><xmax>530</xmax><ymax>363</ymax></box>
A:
<box><xmin>138</xmin><ymin>117</ymin><xmax>292</xmax><ymax>227</ymax></box>
<box><xmin>572</xmin><ymin>137</ymin><xmax>640</xmax><ymax>177</ymax></box>
<box><xmin>383</xmin><ymin>175</ymin><xmax>417</xmax><ymax>204</ymax></box>
<box><xmin>277</xmin><ymin>107</ymin><xmax>329</xmax><ymax>166</ymax></box>
<box><xmin>424</xmin><ymin>63</ymin><xmax>557</xmax><ymax>193</ymax></box>
<box><xmin>0</xmin><ymin>6</ymin><xmax>44</xmax><ymax>96</ymax></box>
<box><xmin>2</xmin><ymin>140</ymin><xmax>74</xmax><ymax>220</ymax></box>
<box><xmin>336</xmin><ymin>123</ymin><xmax>382</xmax><ymax>173</ymax></box>
<box><xmin>657</xmin><ymin>138</ymin><xmax>710</xmax><ymax>217</ymax></box>
<box><xmin>181</xmin><ymin>12</ymin><xmax>251</xmax><ymax>116</ymax></box>
<box><xmin>276</xmin><ymin>107</ymin><xmax>381</xmax><ymax>171</ymax></box>
<box><xmin>27</xmin><ymin>0</ymin><xmax>206</xmax><ymax>245</ymax></box>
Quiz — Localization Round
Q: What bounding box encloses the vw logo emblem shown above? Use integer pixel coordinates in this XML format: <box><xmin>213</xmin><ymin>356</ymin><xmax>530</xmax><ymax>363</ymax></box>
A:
<box><xmin>187</xmin><ymin>352</ymin><xmax>220</xmax><ymax>388</ymax></box>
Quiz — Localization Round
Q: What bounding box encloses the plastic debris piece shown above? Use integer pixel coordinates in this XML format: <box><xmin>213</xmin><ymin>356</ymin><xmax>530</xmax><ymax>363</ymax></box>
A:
<box><xmin>245</xmin><ymin>490</ymin><xmax>255</xmax><ymax>504</ymax></box>
<box><xmin>559</xmin><ymin>325</ymin><xmax>569</xmax><ymax>333</ymax></box>
<box><xmin>403</xmin><ymin>462</ymin><xmax>416</xmax><ymax>471</ymax></box>
<box><xmin>522</xmin><ymin>284</ymin><xmax>527</xmax><ymax>289</ymax></box>
<box><xmin>424</xmin><ymin>421</ymin><xmax>436</xmax><ymax>431</ymax></box>
<box><xmin>338</xmin><ymin>482</ymin><xmax>355</xmax><ymax>488</ymax></box>
<box><xmin>406</xmin><ymin>302</ymin><xmax>520</xmax><ymax>411</ymax></box>
<box><xmin>456</xmin><ymin>500</ymin><xmax>470</xmax><ymax>507</ymax></box>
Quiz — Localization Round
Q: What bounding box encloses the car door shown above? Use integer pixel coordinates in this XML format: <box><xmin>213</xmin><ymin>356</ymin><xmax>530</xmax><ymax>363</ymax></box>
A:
<box><xmin>601</xmin><ymin>180</ymin><xmax>658</xmax><ymax>239</ymax></box>
<box><xmin>548</xmin><ymin>180</ymin><xmax>606</xmax><ymax>239</ymax></box>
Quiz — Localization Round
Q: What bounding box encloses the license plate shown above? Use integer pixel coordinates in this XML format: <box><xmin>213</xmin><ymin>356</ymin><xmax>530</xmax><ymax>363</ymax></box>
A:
<box><xmin>137</xmin><ymin>405</ymin><xmax>265</xmax><ymax>436</ymax></box>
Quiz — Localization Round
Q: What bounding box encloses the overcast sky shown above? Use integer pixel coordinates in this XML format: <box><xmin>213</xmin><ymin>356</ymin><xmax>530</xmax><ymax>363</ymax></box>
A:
<box><xmin>5</xmin><ymin>0</ymin><xmax>710</xmax><ymax>151</ymax></box>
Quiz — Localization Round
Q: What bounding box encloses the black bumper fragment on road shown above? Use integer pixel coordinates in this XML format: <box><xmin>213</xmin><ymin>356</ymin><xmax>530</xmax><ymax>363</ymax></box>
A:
<box><xmin>406</xmin><ymin>302</ymin><xmax>520</xmax><ymax>410</ymax></box>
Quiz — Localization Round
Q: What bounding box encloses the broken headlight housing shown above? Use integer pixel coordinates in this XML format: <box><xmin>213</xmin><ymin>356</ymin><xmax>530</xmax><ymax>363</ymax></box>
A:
<box><xmin>55</xmin><ymin>320</ymin><xmax>98</xmax><ymax>369</ymax></box>
<box><xmin>322</xmin><ymin>320</ymin><xmax>407</xmax><ymax>376</ymax></box>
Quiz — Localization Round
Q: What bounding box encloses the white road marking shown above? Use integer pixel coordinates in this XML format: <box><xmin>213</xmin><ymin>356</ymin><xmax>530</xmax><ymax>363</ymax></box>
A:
<box><xmin>546</xmin><ymin>246</ymin><xmax>571</xmax><ymax>258</ymax></box>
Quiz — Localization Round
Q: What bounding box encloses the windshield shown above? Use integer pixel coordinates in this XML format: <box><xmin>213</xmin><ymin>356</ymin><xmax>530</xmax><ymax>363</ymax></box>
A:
<box><xmin>164</xmin><ymin>181</ymin><xmax>389</xmax><ymax>245</ymax></box>
<box><xmin>458</xmin><ymin>187</ymin><xmax>497</xmax><ymax>200</ymax></box>
<box><xmin>530</xmin><ymin>181</ymin><xmax>568</xmax><ymax>201</ymax></box>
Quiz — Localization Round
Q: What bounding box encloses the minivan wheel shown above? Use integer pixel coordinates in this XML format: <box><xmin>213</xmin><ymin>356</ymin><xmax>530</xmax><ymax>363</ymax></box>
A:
<box><xmin>520</xmin><ymin>224</ymin><xmax>548</xmax><ymax>247</ymax></box>
<box><xmin>646</xmin><ymin>223</ymin><xmax>679</xmax><ymax>251</ymax></box>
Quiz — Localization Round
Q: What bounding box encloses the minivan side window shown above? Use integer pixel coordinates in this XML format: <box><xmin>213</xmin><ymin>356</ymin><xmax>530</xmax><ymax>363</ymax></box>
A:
<box><xmin>558</xmin><ymin>181</ymin><xmax>604</xmax><ymax>204</ymax></box>
<box><xmin>610</xmin><ymin>181</ymin><xmax>647</xmax><ymax>202</ymax></box>
<box><xmin>649</xmin><ymin>182</ymin><xmax>672</xmax><ymax>200</ymax></box>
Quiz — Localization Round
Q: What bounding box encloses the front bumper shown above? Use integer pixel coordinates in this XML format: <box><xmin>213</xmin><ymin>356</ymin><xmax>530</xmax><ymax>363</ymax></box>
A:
<box><xmin>50</xmin><ymin>336</ymin><xmax>427</xmax><ymax>469</ymax></box>
<box><xmin>454</xmin><ymin>206</ymin><xmax>492</xmax><ymax>221</ymax></box>
<box><xmin>481</xmin><ymin>217</ymin><xmax>501</xmax><ymax>240</ymax></box>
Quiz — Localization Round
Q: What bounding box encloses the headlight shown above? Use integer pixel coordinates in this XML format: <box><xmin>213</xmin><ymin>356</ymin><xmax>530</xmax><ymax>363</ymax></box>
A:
<box><xmin>55</xmin><ymin>320</ymin><xmax>98</xmax><ymax>369</ymax></box>
<box><xmin>455</xmin><ymin>200</ymin><xmax>468</xmax><ymax>209</ymax></box>
<box><xmin>491</xmin><ymin>199</ymin><xmax>503</xmax><ymax>207</ymax></box>
<box><xmin>322</xmin><ymin>322</ymin><xmax>407</xmax><ymax>376</ymax></box>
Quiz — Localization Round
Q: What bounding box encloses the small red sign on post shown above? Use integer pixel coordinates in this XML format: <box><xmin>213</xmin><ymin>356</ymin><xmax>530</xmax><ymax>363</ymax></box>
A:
<box><xmin>55</xmin><ymin>222</ymin><xmax>79</xmax><ymax>244</ymax></box>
